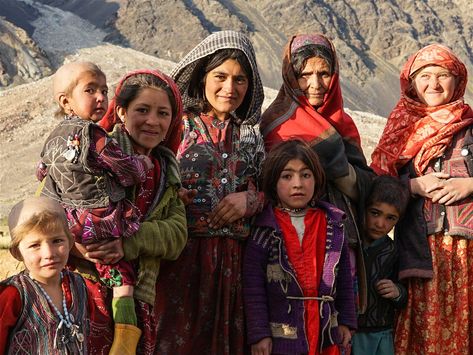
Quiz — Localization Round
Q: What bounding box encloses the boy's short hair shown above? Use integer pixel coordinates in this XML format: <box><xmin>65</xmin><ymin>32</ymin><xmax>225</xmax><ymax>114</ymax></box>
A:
<box><xmin>8</xmin><ymin>197</ymin><xmax>73</xmax><ymax>261</ymax></box>
<box><xmin>53</xmin><ymin>61</ymin><xmax>105</xmax><ymax>117</ymax></box>
<box><xmin>262</xmin><ymin>139</ymin><xmax>326</xmax><ymax>206</ymax></box>
<box><xmin>367</xmin><ymin>175</ymin><xmax>410</xmax><ymax>216</ymax></box>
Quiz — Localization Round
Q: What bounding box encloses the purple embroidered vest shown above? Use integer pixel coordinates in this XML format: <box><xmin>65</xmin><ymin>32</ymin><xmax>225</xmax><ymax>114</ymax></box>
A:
<box><xmin>3</xmin><ymin>270</ymin><xmax>88</xmax><ymax>354</ymax></box>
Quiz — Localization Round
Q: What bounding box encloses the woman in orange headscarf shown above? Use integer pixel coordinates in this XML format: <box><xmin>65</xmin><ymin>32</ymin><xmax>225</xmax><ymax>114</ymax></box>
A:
<box><xmin>371</xmin><ymin>44</ymin><xmax>473</xmax><ymax>354</ymax></box>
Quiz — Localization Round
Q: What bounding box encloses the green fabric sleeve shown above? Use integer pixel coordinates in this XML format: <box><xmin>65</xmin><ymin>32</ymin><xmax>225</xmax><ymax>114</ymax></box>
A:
<box><xmin>123</xmin><ymin>189</ymin><xmax>187</xmax><ymax>261</ymax></box>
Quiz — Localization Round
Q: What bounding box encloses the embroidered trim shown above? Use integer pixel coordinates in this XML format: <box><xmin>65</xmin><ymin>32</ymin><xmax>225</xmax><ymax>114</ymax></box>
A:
<box><xmin>270</xmin><ymin>322</ymin><xmax>298</xmax><ymax>339</ymax></box>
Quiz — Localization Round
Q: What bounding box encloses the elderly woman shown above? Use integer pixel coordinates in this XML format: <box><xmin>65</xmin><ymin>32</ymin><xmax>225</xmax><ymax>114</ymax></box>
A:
<box><xmin>153</xmin><ymin>31</ymin><xmax>265</xmax><ymax>354</ymax></box>
<box><xmin>371</xmin><ymin>44</ymin><xmax>473</xmax><ymax>354</ymax></box>
<box><xmin>261</xmin><ymin>34</ymin><xmax>373</xmax><ymax>316</ymax></box>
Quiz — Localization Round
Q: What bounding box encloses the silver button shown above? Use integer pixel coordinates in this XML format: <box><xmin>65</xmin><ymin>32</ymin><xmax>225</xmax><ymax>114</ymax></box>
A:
<box><xmin>194</xmin><ymin>173</ymin><xmax>199</xmax><ymax>178</ymax></box>
<box><xmin>185</xmin><ymin>154</ymin><xmax>190</xmax><ymax>158</ymax></box>
<box><xmin>223</xmin><ymin>227</ymin><xmax>229</xmax><ymax>233</ymax></box>
<box><xmin>191</xmin><ymin>158</ymin><xmax>196</xmax><ymax>162</ymax></box>
<box><xmin>461</xmin><ymin>148</ymin><xmax>469</xmax><ymax>157</ymax></box>
<box><xmin>222</xmin><ymin>153</ymin><xmax>228</xmax><ymax>159</ymax></box>
<box><xmin>440</xmin><ymin>211</ymin><xmax>445</xmax><ymax>216</ymax></box>
<box><xmin>202</xmin><ymin>198</ymin><xmax>206</xmax><ymax>202</ymax></box>
<box><xmin>222</xmin><ymin>168</ymin><xmax>228</xmax><ymax>173</ymax></box>
<box><xmin>221</xmin><ymin>178</ymin><xmax>228</xmax><ymax>184</ymax></box>
<box><xmin>197</xmin><ymin>186</ymin><xmax>202</xmax><ymax>191</ymax></box>
<box><xmin>200</xmin><ymin>217</ymin><xmax>205</xmax><ymax>221</ymax></box>
<box><xmin>193</xmin><ymin>153</ymin><xmax>198</xmax><ymax>157</ymax></box>
<box><xmin>434</xmin><ymin>161</ymin><xmax>440</xmax><ymax>168</ymax></box>
<box><xmin>188</xmin><ymin>185</ymin><xmax>192</xmax><ymax>188</ymax></box>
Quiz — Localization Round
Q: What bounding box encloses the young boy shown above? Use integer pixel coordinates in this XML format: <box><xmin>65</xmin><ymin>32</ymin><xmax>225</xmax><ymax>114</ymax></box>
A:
<box><xmin>351</xmin><ymin>175</ymin><xmax>409</xmax><ymax>355</ymax></box>
<box><xmin>0</xmin><ymin>196</ymin><xmax>89</xmax><ymax>354</ymax></box>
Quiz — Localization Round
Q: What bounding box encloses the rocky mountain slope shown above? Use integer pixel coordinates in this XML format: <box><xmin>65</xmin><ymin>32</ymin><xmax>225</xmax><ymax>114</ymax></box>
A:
<box><xmin>1</xmin><ymin>0</ymin><xmax>473</xmax><ymax>116</ymax></box>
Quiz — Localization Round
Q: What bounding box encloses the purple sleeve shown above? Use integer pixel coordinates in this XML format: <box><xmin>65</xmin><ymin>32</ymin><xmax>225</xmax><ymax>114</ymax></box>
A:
<box><xmin>88</xmin><ymin>126</ymin><xmax>147</xmax><ymax>186</ymax></box>
<box><xmin>335</xmin><ymin>239</ymin><xmax>357</xmax><ymax>330</ymax></box>
<box><xmin>242</xmin><ymin>229</ymin><xmax>272</xmax><ymax>345</ymax></box>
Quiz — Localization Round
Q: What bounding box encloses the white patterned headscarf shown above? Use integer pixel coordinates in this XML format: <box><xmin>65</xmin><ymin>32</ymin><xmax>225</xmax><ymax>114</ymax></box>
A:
<box><xmin>171</xmin><ymin>30</ymin><xmax>265</xmax><ymax>177</ymax></box>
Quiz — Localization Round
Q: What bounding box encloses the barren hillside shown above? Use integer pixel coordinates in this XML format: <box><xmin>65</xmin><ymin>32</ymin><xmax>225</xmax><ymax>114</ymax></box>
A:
<box><xmin>0</xmin><ymin>42</ymin><xmax>385</xmax><ymax>219</ymax></box>
<box><xmin>1</xmin><ymin>0</ymin><xmax>473</xmax><ymax>116</ymax></box>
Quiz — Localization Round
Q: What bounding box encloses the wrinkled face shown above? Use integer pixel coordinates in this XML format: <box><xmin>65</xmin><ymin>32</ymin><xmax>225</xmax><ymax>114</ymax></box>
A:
<box><xmin>18</xmin><ymin>227</ymin><xmax>71</xmax><ymax>285</ymax></box>
<box><xmin>365</xmin><ymin>202</ymin><xmax>400</xmax><ymax>243</ymax></box>
<box><xmin>297</xmin><ymin>56</ymin><xmax>332</xmax><ymax>107</ymax></box>
<box><xmin>204</xmin><ymin>59</ymin><xmax>249</xmax><ymax>121</ymax></box>
<box><xmin>412</xmin><ymin>65</ymin><xmax>457</xmax><ymax>107</ymax></box>
<box><xmin>276</xmin><ymin>159</ymin><xmax>315</xmax><ymax>210</ymax></box>
<box><xmin>117</xmin><ymin>87</ymin><xmax>173</xmax><ymax>156</ymax></box>
<box><xmin>65</xmin><ymin>72</ymin><xmax>108</xmax><ymax>122</ymax></box>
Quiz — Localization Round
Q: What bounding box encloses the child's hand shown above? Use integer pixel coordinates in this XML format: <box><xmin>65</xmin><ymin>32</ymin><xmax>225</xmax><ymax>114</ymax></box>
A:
<box><xmin>139</xmin><ymin>155</ymin><xmax>154</xmax><ymax>170</ymax></box>
<box><xmin>178</xmin><ymin>187</ymin><xmax>198</xmax><ymax>206</ymax></box>
<box><xmin>251</xmin><ymin>337</ymin><xmax>272</xmax><ymax>355</ymax></box>
<box><xmin>376</xmin><ymin>279</ymin><xmax>400</xmax><ymax>299</ymax></box>
<box><xmin>338</xmin><ymin>325</ymin><xmax>352</xmax><ymax>348</ymax></box>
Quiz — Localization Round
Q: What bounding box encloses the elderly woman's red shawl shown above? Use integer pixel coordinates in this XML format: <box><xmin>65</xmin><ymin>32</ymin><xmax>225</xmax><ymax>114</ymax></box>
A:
<box><xmin>261</xmin><ymin>34</ymin><xmax>362</xmax><ymax>152</ymax></box>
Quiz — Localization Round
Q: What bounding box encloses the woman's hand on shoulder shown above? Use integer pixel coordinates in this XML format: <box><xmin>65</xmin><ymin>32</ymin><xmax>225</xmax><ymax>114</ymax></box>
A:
<box><xmin>72</xmin><ymin>239</ymin><xmax>124</xmax><ymax>265</ymax></box>
<box><xmin>208</xmin><ymin>191</ymin><xmax>248</xmax><ymax>229</ymax></box>
<box><xmin>431</xmin><ymin>177</ymin><xmax>473</xmax><ymax>205</ymax></box>
<box><xmin>409</xmin><ymin>172</ymin><xmax>449</xmax><ymax>198</ymax></box>
<box><xmin>251</xmin><ymin>337</ymin><xmax>272</xmax><ymax>355</ymax></box>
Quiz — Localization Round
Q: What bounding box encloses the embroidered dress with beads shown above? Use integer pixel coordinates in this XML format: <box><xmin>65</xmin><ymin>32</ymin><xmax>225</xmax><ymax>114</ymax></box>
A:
<box><xmin>1</xmin><ymin>270</ymin><xmax>88</xmax><ymax>354</ymax></box>
<box><xmin>153</xmin><ymin>30</ymin><xmax>264</xmax><ymax>355</ymax></box>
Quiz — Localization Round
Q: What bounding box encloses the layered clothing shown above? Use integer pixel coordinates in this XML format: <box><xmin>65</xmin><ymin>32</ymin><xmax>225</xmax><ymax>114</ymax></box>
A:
<box><xmin>73</xmin><ymin>69</ymin><xmax>188</xmax><ymax>354</ymax></box>
<box><xmin>0</xmin><ymin>270</ymin><xmax>89</xmax><ymax>354</ymax></box>
<box><xmin>153</xmin><ymin>31</ymin><xmax>264</xmax><ymax>355</ymax></box>
<box><xmin>261</xmin><ymin>34</ymin><xmax>372</xmax><ymax>312</ymax></box>
<box><xmin>371</xmin><ymin>44</ymin><xmax>473</xmax><ymax>354</ymax></box>
<box><xmin>243</xmin><ymin>203</ymin><xmax>356</xmax><ymax>354</ymax></box>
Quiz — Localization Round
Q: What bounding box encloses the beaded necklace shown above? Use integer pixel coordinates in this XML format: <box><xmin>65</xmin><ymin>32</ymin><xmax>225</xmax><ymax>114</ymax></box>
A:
<box><xmin>29</xmin><ymin>272</ymin><xmax>84</xmax><ymax>351</ymax></box>
<box><xmin>278</xmin><ymin>206</ymin><xmax>308</xmax><ymax>215</ymax></box>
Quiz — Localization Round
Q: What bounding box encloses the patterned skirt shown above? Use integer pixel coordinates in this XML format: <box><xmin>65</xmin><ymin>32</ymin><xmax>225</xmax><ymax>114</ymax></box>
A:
<box><xmin>395</xmin><ymin>233</ymin><xmax>473</xmax><ymax>354</ymax></box>
<box><xmin>85</xmin><ymin>278</ymin><xmax>161</xmax><ymax>354</ymax></box>
<box><xmin>154</xmin><ymin>237</ymin><xmax>248</xmax><ymax>355</ymax></box>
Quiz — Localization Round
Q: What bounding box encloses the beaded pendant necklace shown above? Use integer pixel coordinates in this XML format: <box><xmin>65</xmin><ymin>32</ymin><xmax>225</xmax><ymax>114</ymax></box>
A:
<box><xmin>29</xmin><ymin>272</ymin><xmax>84</xmax><ymax>351</ymax></box>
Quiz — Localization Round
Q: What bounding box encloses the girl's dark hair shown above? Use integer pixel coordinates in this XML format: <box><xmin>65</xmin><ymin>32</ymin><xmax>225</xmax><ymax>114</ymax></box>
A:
<box><xmin>291</xmin><ymin>44</ymin><xmax>334</xmax><ymax>77</ymax></box>
<box><xmin>187</xmin><ymin>48</ymin><xmax>253</xmax><ymax>119</ymax></box>
<box><xmin>115</xmin><ymin>73</ymin><xmax>178</xmax><ymax>120</ymax></box>
<box><xmin>262</xmin><ymin>139</ymin><xmax>326</xmax><ymax>206</ymax></box>
<box><xmin>367</xmin><ymin>175</ymin><xmax>410</xmax><ymax>216</ymax></box>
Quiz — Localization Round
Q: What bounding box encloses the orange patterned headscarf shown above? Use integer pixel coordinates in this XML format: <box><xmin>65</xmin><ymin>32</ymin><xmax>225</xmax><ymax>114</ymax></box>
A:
<box><xmin>371</xmin><ymin>44</ymin><xmax>473</xmax><ymax>176</ymax></box>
